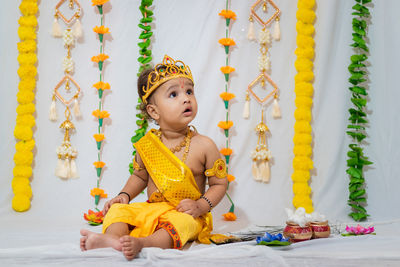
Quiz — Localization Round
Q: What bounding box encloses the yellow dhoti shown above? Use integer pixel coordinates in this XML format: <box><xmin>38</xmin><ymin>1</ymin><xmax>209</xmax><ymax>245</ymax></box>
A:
<box><xmin>102</xmin><ymin>130</ymin><xmax>214</xmax><ymax>248</ymax></box>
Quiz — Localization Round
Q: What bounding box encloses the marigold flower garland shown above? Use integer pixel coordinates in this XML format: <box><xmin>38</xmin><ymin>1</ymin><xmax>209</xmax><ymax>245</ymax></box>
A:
<box><xmin>218</xmin><ymin>1</ymin><xmax>237</xmax><ymax>221</ymax></box>
<box><xmin>88</xmin><ymin>0</ymin><xmax>111</xmax><ymax>216</ymax></box>
<box><xmin>291</xmin><ymin>0</ymin><xmax>316</xmax><ymax>213</ymax></box>
<box><xmin>12</xmin><ymin>0</ymin><xmax>39</xmax><ymax>212</ymax></box>
<box><xmin>346</xmin><ymin>0</ymin><xmax>373</xmax><ymax>222</ymax></box>
<box><xmin>129</xmin><ymin>0</ymin><xmax>154</xmax><ymax>175</ymax></box>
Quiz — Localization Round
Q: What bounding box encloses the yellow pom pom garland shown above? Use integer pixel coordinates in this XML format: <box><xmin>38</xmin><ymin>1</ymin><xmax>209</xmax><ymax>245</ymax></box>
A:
<box><xmin>12</xmin><ymin>0</ymin><xmax>38</xmax><ymax>212</ymax></box>
<box><xmin>291</xmin><ymin>0</ymin><xmax>316</xmax><ymax>213</ymax></box>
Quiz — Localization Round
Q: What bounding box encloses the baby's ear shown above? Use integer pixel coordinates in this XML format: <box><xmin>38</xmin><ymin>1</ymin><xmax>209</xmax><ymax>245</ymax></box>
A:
<box><xmin>146</xmin><ymin>104</ymin><xmax>159</xmax><ymax>121</ymax></box>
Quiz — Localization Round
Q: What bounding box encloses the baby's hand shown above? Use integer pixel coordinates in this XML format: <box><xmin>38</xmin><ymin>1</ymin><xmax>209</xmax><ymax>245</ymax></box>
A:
<box><xmin>176</xmin><ymin>199</ymin><xmax>205</xmax><ymax>218</ymax></box>
<box><xmin>102</xmin><ymin>194</ymin><xmax>129</xmax><ymax>215</ymax></box>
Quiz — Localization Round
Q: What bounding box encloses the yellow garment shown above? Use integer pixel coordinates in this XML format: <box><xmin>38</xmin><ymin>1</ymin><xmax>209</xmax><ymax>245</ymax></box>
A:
<box><xmin>103</xmin><ymin>130</ymin><xmax>214</xmax><ymax>247</ymax></box>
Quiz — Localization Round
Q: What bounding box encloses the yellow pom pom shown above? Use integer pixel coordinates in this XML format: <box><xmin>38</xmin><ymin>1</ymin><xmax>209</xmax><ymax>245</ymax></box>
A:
<box><xmin>12</xmin><ymin>177</ymin><xmax>30</xmax><ymax>189</ymax></box>
<box><xmin>17</xmin><ymin>91</ymin><xmax>35</xmax><ymax>104</ymax></box>
<box><xmin>294</xmin><ymin>108</ymin><xmax>312</xmax><ymax>122</ymax></box>
<box><xmin>16</xmin><ymin>114</ymin><xmax>35</xmax><ymax>128</ymax></box>
<box><xmin>13</xmin><ymin>150</ymin><xmax>34</xmax><ymax>165</ymax></box>
<box><xmin>294</xmin><ymin>121</ymin><xmax>312</xmax><ymax>134</ymax></box>
<box><xmin>16</xmin><ymin>139</ymin><xmax>35</xmax><ymax>152</ymax></box>
<box><xmin>296</xmin><ymin>34</ymin><xmax>315</xmax><ymax>48</ymax></box>
<box><xmin>293</xmin><ymin>144</ymin><xmax>312</xmax><ymax>156</ymax></box>
<box><xmin>16</xmin><ymin>103</ymin><xmax>35</xmax><ymax>115</ymax></box>
<box><xmin>293</xmin><ymin>195</ymin><xmax>313</xmax><ymax>210</ymax></box>
<box><xmin>293</xmin><ymin>133</ymin><xmax>312</xmax><ymax>145</ymax></box>
<box><xmin>295</xmin><ymin>72</ymin><xmax>314</xmax><ymax>83</ymax></box>
<box><xmin>19</xmin><ymin>1</ymin><xmax>38</xmax><ymax>16</ymax></box>
<box><xmin>296</xmin><ymin>8</ymin><xmax>316</xmax><ymax>24</ymax></box>
<box><xmin>295</xmin><ymin>47</ymin><xmax>315</xmax><ymax>59</ymax></box>
<box><xmin>296</xmin><ymin>21</ymin><xmax>315</xmax><ymax>36</ymax></box>
<box><xmin>295</xmin><ymin>82</ymin><xmax>313</xmax><ymax>97</ymax></box>
<box><xmin>291</xmin><ymin>170</ymin><xmax>310</xmax><ymax>182</ymax></box>
<box><xmin>18</xmin><ymin>78</ymin><xmax>36</xmax><ymax>91</ymax></box>
<box><xmin>17</xmin><ymin>65</ymin><xmax>37</xmax><ymax>79</ymax></box>
<box><xmin>294</xmin><ymin>58</ymin><xmax>313</xmax><ymax>72</ymax></box>
<box><xmin>293</xmin><ymin>156</ymin><xmax>313</xmax><ymax>170</ymax></box>
<box><xmin>17</xmin><ymin>40</ymin><xmax>36</xmax><ymax>53</ymax></box>
<box><xmin>17</xmin><ymin>53</ymin><xmax>37</xmax><ymax>66</ymax></box>
<box><xmin>293</xmin><ymin>182</ymin><xmax>312</xmax><ymax>195</ymax></box>
<box><xmin>13</xmin><ymin>165</ymin><xmax>32</xmax><ymax>178</ymax></box>
<box><xmin>18</xmin><ymin>15</ymin><xmax>38</xmax><ymax>27</ymax></box>
<box><xmin>17</xmin><ymin>26</ymin><xmax>36</xmax><ymax>40</ymax></box>
<box><xmin>12</xmin><ymin>194</ymin><xmax>31</xmax><ymax>212</ymax></box>
<box><xmin>13</xmin><ymin>183</ymin><xmax>32</xmax><ymax>199</ymax></box>
<box><xmin>295</xmin><ymin>96</ymin><xmax>313</xmax><ymax>108</ymax></box>
<box><xmin>298</xmin><ymin>0</ymin><xmax>315</xmax><ymax>9</ymax></box>
<box><xmin>14</xmin><ymin>125</ymin><xmax>33</xmax><ymax>141</ymax></box>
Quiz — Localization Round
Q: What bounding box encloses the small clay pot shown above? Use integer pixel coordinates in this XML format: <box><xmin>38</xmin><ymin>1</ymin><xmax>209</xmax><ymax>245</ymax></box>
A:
<box><xmin>283</xmin><ymin>222</ymin><xmax>313</xmax><ymax>243</ymax></box>
<box><xmin>310</xmin><ymin>221</ymin><xmax>331</xmax><ymax>239</ymax></box>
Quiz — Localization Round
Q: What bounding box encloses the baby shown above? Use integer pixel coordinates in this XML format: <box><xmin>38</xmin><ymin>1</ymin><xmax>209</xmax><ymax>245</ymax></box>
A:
<box><xmin>80</xmin><ymin>55</ymin><xmax>228</xmax><ymax>260</ymax></box>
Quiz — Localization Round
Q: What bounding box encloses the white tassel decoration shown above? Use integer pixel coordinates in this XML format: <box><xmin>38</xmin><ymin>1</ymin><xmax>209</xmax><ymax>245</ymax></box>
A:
<box><xmin>64</xmin><ymin>157</ymin><xmax>71</xmax><ymax>178</ymax></box>
<box><xmin>261</xmin><ymin>161</ymin><xmax>270</xmax><ymax>183</ymax></box>
<box><xmin>49</xmin><ymin>98</ymin><xmax>58</xmax><ymax>121</ymax></box>
<box><xmin>57</xmin><ymin>159</ymin><xmax>68</xmax><ymax>179</ymax></box>
<box><xmin>73</xmin><ymin>98</ymin><xmax>81</xmax><ymax>118</ymax></box>
<box><xmin>69</xmin><ymin>158</ymin><xmax>79</xmax><ymax>178</ymax></box>
<box><xmin>252</xmin><ymin>161</ymin><xmax>262</xmax><ymax>182</ymax></box>
<box><xmin>247</xmin><ymin>19</ymin><xmax>256</xmax><ymax>41</ymax></box>
<box><xmin>272</xmin><ymin>98</ymin><xmax>281</xmax><ymax>118</ymax></box>
<box><xmin>55</xmin><ymin>157</ymin><xmax>64</xmax><ymax>177</ymax></box>
<box><xmin>243</xmin><ymin>99</ymin><xmax>250</xmax><ymax>119</ymax></box>
<box><xmin>52</xmin><ymin>18</ymin><xmax>62</xmax><ymax>37</ymax></box>
<box><xmin>72</xmin><ymin>18</ymin><xmax>83</xmax><ymax>39</ymax></box>
<box><xmin>273</xmin><ymin>19</ymin><xmax>281</xmax><ymax>41</ymax></box>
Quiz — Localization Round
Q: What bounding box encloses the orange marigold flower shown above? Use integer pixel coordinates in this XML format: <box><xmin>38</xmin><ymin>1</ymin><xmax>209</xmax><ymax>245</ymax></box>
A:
<box><xmin>92</xmin><ymin>0</ymin><xmax>109</xmax><ymax>6</ymax></box>
<box><xmin>93</xmin><ymin>81</ymin><xmax>111</xmax><ymax>90</ymax></box>
<box><xmin>91</xmin><ymin>53</ymin><xmax>109</xmax><ymax>63</ymax></box>
<box><xmin>220</xmin><ymin>148</ymin><xmax>233</xmax><ymax>156</ymax></box>
<box><xmin>92</xmin><ymin>109</ymin><xmax>110</xmax><ymax>118</ymax></box>
<box><xmin>219</xmin><ymin>10</ymin><xmax>237</xmax><ymax>20</ymax></box>
<box><xmin>220</xmin><ymin>66</ymin><xmax>235</xmax><ymax>74</ymax></box>
<box><xmin>93</xmin><ymin>161</ymin><xmax>106</xmax><ymax>168</ymax></box>
<box><xmin>223</xmin><ymin>212</ymin><xmax>237</xmax><ymax>221</ymax></box>
<box><xmin>93</xmin><ymin>133</ymin><xmax>105</xmax><ymax>142</ymax></box>
<box><xmin>93</xmin><ymin>25</ymin><xmax>110</xmax><ymax>34</ymax></box>
<box><xmin>218</xmin><ymin>121</ymin><xmax>233</xmax><ymax>130</ymax></box>
<box><xmin>220</xmin><ymin>92</ymin><xmax>236</xmax><ymax>101</ymax></box>
<box><xmin>90</xmin><ymin>187</ymin><xmax>107</xmax><ymax>198</ymax></box>
<box><xmin>227</xmin><ymin>174</ymin><xmax>235</xmax><ymax>182</ymax></box>
<box><xmin>219</xmin><ymin>38</ymin><xmax>236</xmax><ymax>46</ymax></box>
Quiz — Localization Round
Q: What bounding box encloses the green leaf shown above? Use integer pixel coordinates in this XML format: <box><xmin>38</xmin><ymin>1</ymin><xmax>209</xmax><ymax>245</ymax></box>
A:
<box><xmin>350</xmin><ymin>189</ymin><xmax>366</xmax><ymax>200</ymax></box>
<box><xmin>351</xmin><ymin>54</ymin><xmax>367</xmax><ymax>63</ymax></box>
<box><xmin>362</xmin><ymin>0</ymin><xmax>371</xmax><ymax>4</ymax></box>
<box><xmin>349</xmin><ymin>183</ymin><xmax>360</xmax><ymax>193</ymax></box>
<box><xmin>139</xmin><ymin>31</ymin><xmax>153</xmax><ymax>39</ymax></box>
<box><xmin>353</xmin><ymin>26</ymin><xmax>366</xmax><ymax>36</ymax></box>
<box><xmin>346</xmin><ymin>167</ymin><xmax>362</xmax><ymax>178</ymax></box>
<box><xmin>138</xmin><ymin>39</ymin><xmax>151</xmax><ymax>49</ymax></box>
<box><xmin>349</xmin><ymin>86</ymin><xmax>367</xmax><ymax>95</ymax></box>
<box><xmin>350</xmin><ymin>203</ymin><xmax>367</xmax><ymax>213</ymax></box>
<box><xmin>347</xmin><ymin>124</ymin><xmax>365</xmax><ymax>130</ymax></box>
<box><xmin>140</xmin><ymin>17</ymin><xmax>153</xmax><ymax>23</ymax></box>
<box><xmin>349</xmin><ymin>143</ymin><xmax>363</xmax><ymax>152</ymax></box>
<box><xmin>350</xmin><ymin>177</ymin><xmax>365</xmax><ymax>184</ymax></box>
<box><xmin>138</xmin><ymin>23</ymin><xmax>151</xmax><ymax>31</ymax></box>
<box><xmin>349</xmin><ymin>212</ymin><xmax>368</xmax><ymax>221</ymax></box>
<box><xmin>347</xmin><ymin>151</ymin><xmax>358</xmax><ymax>158</ymax></box>
<box><xmin>347</xmin><ymin>158</ymin><xmax>359</xmax><ymax>166</ymax></box>
<box><xmin>352</xmin><ymin>197</ymin><xmax>366</xmax><ymax>203</ymax></box>
<box><xmin>348</xmin><ymin>63</ymin><xmax>366</xmax><ymax>72</ymax></box>
<box><xmin>351</xmin><ymin>97</ymin><xmax>367</xmax><ymax>109</ymax></box>
<box><xmin>347</xmin><ymin>131</ymin><xmax>367</xmax><ymax>142</ymax></box>
<box><xmin>359</xmin><ymin>158</ymin><xmax>373</xmax><ymax>165</ymax></box>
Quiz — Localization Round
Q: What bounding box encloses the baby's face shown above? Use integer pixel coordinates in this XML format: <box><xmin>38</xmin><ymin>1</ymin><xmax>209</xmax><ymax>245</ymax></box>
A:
<box><xmin>151</xmin><ymin>77</ymin><xmax>197</xmax><ymax>129</ymax></box>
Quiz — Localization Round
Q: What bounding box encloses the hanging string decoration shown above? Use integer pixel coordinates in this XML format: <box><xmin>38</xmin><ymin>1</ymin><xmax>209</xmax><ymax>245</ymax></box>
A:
<box><xmin>12</xmin><ymin>0</ymin><xmax>39</xmax><ymax>212</ymax></box>
<box><xmin>50</xmin><ymin>0</ymin><xmax>83</xmax><ymax>179</ymax></box>
<box><xmin>291</xmin><ymin>0</ymin><xmax>316</xmax><ymax>213</ymax></box>
<box><xmin>87</xmin><ymin>0</ymin><xmax>111</xmax><ymax>220</ymax></box>
<box><xmin>129</xmin><ymin>0</ymin><xmax>154</xmax><ymax>175</ymax></box>
<box><xmin>346</xmin><ymin>0</ymin><xmax>372</xmax><ymax>222</ymax></box>
<box><xmin>218</xmin><ymin>1</ymin><xmax>237</xmax><ymax>221</ymax></box>
<box><xmin>245</xmin><ymin>0</ymin><xmax>281</xmax><ymax>183</ymax></box>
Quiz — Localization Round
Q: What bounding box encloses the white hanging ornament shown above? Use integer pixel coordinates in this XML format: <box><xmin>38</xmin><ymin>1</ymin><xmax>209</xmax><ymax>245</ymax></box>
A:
<box><xmin>69</xmin><ymin>148</ymin><xmax>79</xmax><ymax>178</ymax></box>
<box><xmin>247</xmin><ymin>16</ymin><xmax>256</xmax><ymax>41</ymax></box>
<box><xmin>258</xmin><ymin>55</ymin><xmax>270</xmax><ymax>72</ymax></box>
<box><xmin>243</xmin><ymin>91</ymin><xmax>250</xmax><ymax>119</ymax></box>
<box><xmin>63</xmin><ymin>29</ymin><xmax>75</xmax><ymax>47</ymax></box>
<box><xmin>55</xmin><ymin>156</ymin><xmax>64</xmax><ymax>177</ymax></box>
<box><xmin>49</xmin><ymin>95</ymin><xmax>58</xmax><ymax>121</ymax></box>
<box><xmin>52</xmin><ymin>17</ymin><xmax>62</xmax><ymax>37</ymax></box>
<box><xmin>272</xmin><ymin>96</ymin><xmax>281</xmax><ymax>118</ymax></box>
<box><xmin>72</xmin><ymin>18</ymin><xmax>83</xmax><ymax>39</ymax></box>
<box><xmin>273</xmin><ymin>18</ymin><xmax>281</xmax><ymax>41</ymax></box>
<box><xmin>62</xmin><ymin>56</ymin><xmax>74</xmax><ymax>73</ymax></box>
<box><xmin>258</xmin><ymin>28</ymin><xmax>271</xmax><ymax>45</ymax></box>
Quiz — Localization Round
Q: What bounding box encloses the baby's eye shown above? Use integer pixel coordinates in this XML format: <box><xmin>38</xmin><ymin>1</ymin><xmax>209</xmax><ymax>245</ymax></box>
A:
<box><xmin>169</xmin><ymin>91</ymin><xmax>177</xmax><ymax>98</ymax></box>
<box><xmin>186</xmin><ymin>89</ymin><xmax>193</xmax><ymax>95</ymax></box>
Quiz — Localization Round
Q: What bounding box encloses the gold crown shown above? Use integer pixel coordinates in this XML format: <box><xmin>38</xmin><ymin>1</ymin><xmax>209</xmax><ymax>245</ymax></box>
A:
<box><xmin>142</xmin><ymin>55</ymin><xmax>194</xmax><ymax>104</ymax></box>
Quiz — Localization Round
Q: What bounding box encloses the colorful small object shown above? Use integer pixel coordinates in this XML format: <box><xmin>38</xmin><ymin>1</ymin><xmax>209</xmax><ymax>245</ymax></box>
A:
<box><xmin>83</xmin><ymin>209</ymin><xmax>104</xmax><ymax>225</ymax></box>
<box><xmin>256</xmin><ymin>232</ymin><xmax>290</xmax><ymax>246</ymax></box>
<box><xmin>283</xmin><ymin>222</ymin><xmax>313</xmax><ymax>243</ymax></box>
<box><xmin>342</xmin><ymin>224</ymin><xmax>375</xmax><ymax>236</ymax></box>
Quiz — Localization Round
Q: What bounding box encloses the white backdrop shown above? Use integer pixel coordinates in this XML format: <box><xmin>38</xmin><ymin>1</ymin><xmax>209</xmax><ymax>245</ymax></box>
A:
<box><xmin>1</xmin><ymin>0</ymin><xmax>400</xmax><ymax>237</ymax></box>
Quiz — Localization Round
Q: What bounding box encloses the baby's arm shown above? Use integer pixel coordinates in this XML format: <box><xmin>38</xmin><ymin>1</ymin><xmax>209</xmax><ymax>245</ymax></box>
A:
<box><xmin>102</xmin><ymin>154</ymin><xmax>148</xmax><ymax>215</ymax></box>
<box><xmin>176</xmin><ymin>136</ymin><xmax>228</xmax><ymax>218</ymax></box>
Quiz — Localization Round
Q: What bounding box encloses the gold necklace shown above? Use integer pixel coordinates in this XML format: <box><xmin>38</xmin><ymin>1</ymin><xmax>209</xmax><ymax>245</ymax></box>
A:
<box><xmin>155</xmin><ymin>127</ymin><xmax>192</xmax><ymax>162</ymax></box>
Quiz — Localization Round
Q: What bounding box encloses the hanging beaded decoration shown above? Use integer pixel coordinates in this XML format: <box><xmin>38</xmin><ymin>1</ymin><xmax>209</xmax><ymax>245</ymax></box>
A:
<box><xmin>49</xmin><ymin>0</ymin><xmax>83</xmax><ymax>179</ymax></box>
<box><xmin>245</xmin><ymin>0</ymin><xmax>281</xmax><ymax>183</ymax></box>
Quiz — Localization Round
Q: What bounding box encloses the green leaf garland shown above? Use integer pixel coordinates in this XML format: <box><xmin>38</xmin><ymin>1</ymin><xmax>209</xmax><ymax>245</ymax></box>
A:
<box><xmin>346</xmin><ymin>0</ymin><xmax>372</xmax><ymax>221</ymax></box>
<box><xmin>129</xmin><ymin>0</ymin><xmax>153</xmax><ymax>174</ymax></box>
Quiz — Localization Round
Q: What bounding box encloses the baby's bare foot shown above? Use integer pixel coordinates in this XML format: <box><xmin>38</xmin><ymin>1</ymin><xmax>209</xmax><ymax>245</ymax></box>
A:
<box><xmin>80</xmin><ymin>229</ymin><xmax>122</xmax><ymax>251</ymax></box>
<box><xmin>120</xmin><ymin>235</ymin><xmax>144</xmax><ymax>260</ymax></box>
